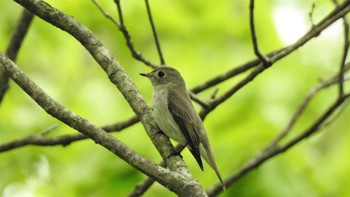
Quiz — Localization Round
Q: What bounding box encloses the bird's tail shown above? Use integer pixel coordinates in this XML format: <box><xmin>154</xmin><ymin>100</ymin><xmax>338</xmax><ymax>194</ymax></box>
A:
<box><xmin>200</xmin><ymin>143</ymin><xmax>225</xmax><ymax>190</ymax></box>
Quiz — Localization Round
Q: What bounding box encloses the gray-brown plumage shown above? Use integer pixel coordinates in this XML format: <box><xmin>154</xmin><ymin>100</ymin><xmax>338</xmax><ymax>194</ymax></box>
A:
<box><xmin>141</xmin><ymin>67</ymin><xmax>225</xmax><ymax>189</ymax></box>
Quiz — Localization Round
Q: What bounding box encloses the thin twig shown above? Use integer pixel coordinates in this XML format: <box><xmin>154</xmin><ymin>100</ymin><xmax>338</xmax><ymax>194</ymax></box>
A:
<box><xmin>249</xmin><ymin>0</ymin><xmax>271</xmax><ymax>67</ymax></box>
<box><xmin>92</xmin><ymin>0</ymin><xmax>120</xmax><ymax>27</ymax></box>
<box><xmin>40</xmin><ymin>124</ymin><xmax>59</xmax><ymax>136</ymax></box>
<box><xmin>0</xmin><ymin>125</ymin><xmax>59</xmax><ymax>152</ymax></box>
<box><xmin>0</xmin><ymin>116</ymin><xmax>139</xmax><ymax>152</ymax></box>
<box><xmin>308</xmin><ymin>3</ymin><xmax>316</xmax><ymax>27</ymax></box>
<box><xmin>145</xmin><ymin>0</ymin><xmax>166</xmax><ymax>66</ymax></box>
<box><xmin>101</xmin><ymin>0</ymin><xmax>159</xmax><ymax>68</ymax></box>
<box><xmin>114</xmin><ymin>0</ymin><xmax>160</xmax><ymax>68</ymax></box>
<box><xmin>334</xmin><ymin>0</ymin><xmax>349</xmax><ymax>97</ymax></box>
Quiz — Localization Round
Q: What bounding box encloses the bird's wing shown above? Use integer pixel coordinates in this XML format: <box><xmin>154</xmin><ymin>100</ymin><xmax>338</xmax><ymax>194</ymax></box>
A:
<box><xmin>167</xmin><ymin>89</ymin><xmax>203</xmax><ymax>170</ymax></box>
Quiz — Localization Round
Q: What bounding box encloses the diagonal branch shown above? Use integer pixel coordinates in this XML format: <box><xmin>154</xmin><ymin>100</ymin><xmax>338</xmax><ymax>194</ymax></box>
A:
<box><xmin>207</xmin><ymin>90</ymin><xmax>350</xmax><ymax>196</ymax></box>
<box><xmin>129</xmin><ymin>1</ymin><xmax>350</xmax><ymax>194</ymax></box>
<box><xmin>1</xmin><ymin>9</ymin><xmax>34</xmax><ymax>105</ymax></box>
<box><xmin>0</xmin><ymin>53</ymin><xmax>173</xmax><ymax>188</ymax></box>
<box><xmin>10</xmin><ymin>0</ymin><xmax>206</xmax><ymax>195</ymax></box>
<box><xmin>92</xmin><ymin>0</ymin><xmax>120</xmax><ymax>27</ymax></box>
<box><xmin>190</xmin><ymin>48</ymin><xmax>285</xmax><ymax>94</ymax></box>
<box><xmin>264</xmin><ymin>65</ymin><xmax>350</xmax><ymax>151</ymax></box>
<box><xmin>0</xmin><ymin>53</ymin><xmax>206</xmax><ymax>195</ymax></box>
<box><xmin>127</xmin><ymin>144</ymin><xmax>186</xmax><ymax>197</ymax></box>
<box><xmin>207</xmin><ymin>0</ymin><xmax>350</xmax><ymax>111</ymax></box>
<box><xmin>190</xmin><ymin>0</ymin><xmax>350</xmax><ymax>107</ymax></box>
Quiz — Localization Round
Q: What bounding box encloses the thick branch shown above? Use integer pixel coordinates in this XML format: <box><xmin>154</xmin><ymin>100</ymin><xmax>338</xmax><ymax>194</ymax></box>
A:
<box><xmin>0</xmin><ymin>54</ymin><xmax>174</xmax><ymax>188</ymax></box>
<box><xmin>0</xmin><ymin>54</ymin><xmax>207</xmax><ymax>196</ymax></box>
<box><xmin>11</xmin><ymin>0</ymin><xmax>205</xmax><ymax>195</ymax></box>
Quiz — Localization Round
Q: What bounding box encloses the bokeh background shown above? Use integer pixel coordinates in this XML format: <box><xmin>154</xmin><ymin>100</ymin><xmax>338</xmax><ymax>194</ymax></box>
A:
<box><xmin>0</xmin><ymin>0</ymin><xmax>349</xmax><ymax>196</ymax></box>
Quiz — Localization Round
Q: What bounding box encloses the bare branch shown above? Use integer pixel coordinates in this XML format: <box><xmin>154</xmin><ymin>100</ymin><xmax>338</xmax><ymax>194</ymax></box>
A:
<box><xmin>9</xmin><ymin>1</ymin><xmax>206</xmax><ymax>195</ymax></box>
<box><xmin>92</xmin><ymin>0</ymin><xmax>120</xmax><ymax>27</ymax></box>
<box><xmin>334</xmin><ymin>0</ymin><xmax>350</xmax><ymax>97</ymax></box>
<box><xmin>5</xmin><ymin>9</ymin><xmax>33</xmax><ymax>61</ymax></box>
<box><xmin>0</xmin><ymin>53</ymin><xmax>164</xmax><ymax>183</ymax></box>
<box><xmin>0</xmin><ymin>53</ymin><xmax>208</xmax><ymax>195</ymax></box>
<box><xmin>127</xmin><ymin>144</ymin><xmax>186</xmax><ymax>197</ymax></box>
<box><xmin>0</xmin><ymin>116</ymin><xmax>139</xmax><ymax>153</ymax></box>
<box><xmin>207</xmin><ymin>0</ymin><xmax>350</xmax><ymax>111</ymax></box>
<box><xmin>191</xmin><ymin>0</ymin><xmax>350</xmax><ymax>101</ymax></box>
<box><xmin>308</xmin><ymin>3</ymin><xmax>316</xmax><ymax>27</ymax></box>
<box><xmin>189</xmin><ymin>92</ymin><xmax>210</xmax><ymax>109</ymax></box>
<box><xmin>92</xmin><ymin>0</ymin><xmax>160</xmax><ymax>68</ymax></box>
<box><xmin>3</xmin><ymin>0</ymin><xmax>349</xmax><ymax>195</ymax></box>
<box><xmin>249</xmin><ymin>0</ymin><xmax>271</xmax><ymax>67</ymax></box>
<box><xmin>128</xmin><ymin>177</ymin><xmax>155</xmax><ymax>197</ymax></box>
<box><xmin>264</xmin><ymin>64</ymin><xmax>350</xmax><ymax>151</ymax></box>
<box><xmin>207</xmin><ymin>92</ymin><xmax>350</xmax><ymax>196</ymax></box>
<box><xmin>145</xmin><ymin>0</ymin><xmax>166</xmax><ymax>66</ymax></box>
<box><xmin>113</xmin><ymin>0</ymin><xmax>160</xmax><ymax>68</ymax></box>
<box><xmin>1</xmin><ymin>9</ymin><xmax>34</xmax><ymax>104</ymax></box>
<box><xmin>0</xmin><ymin>125</ymin><xmax>58</xmax><ymax>152</ymax></box>
<box><xmin>190</xmin><ymin>48</ymin><xmax>285</xmax><ymax>94</ymax></box>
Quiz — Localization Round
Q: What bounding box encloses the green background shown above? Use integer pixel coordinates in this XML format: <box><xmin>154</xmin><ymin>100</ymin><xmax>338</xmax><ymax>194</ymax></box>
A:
<box><xmin>0</xmin><ymin>0</ymin><xmax>349</xmax><ymax>196</ymax></box>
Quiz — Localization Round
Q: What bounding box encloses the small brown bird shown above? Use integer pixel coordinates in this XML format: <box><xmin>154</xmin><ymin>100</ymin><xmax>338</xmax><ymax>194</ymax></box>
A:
<box><xmin>141</xmin><ymin>67</ymin><xmax>225</xmax><ymax>189</ymax></box>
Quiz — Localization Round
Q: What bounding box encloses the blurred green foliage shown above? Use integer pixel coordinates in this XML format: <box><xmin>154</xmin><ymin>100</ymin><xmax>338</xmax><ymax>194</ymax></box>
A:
<box><xmin>0</xmin><ymin>0</ymin><xmax>349</xmax><ymax>196</ymax></box>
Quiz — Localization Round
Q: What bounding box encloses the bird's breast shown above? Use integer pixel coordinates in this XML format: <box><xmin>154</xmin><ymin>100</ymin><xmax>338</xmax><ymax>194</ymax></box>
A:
<box><xmin>152</xmin><ymin>89</ymin><xmax>187</xmax><ymax>144</ymax></box>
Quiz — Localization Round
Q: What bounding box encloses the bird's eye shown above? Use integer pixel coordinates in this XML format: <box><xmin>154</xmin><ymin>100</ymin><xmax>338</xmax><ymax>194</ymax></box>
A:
<box><xmin>158</xmin><ymin>71</ymin><xmax>165</xmax><ymax>77</ymax></box>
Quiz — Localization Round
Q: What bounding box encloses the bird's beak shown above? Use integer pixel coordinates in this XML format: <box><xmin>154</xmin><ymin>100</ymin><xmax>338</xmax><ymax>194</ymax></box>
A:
<box><xmin>140</xmin><ymin>73</ymin><xmax>150</xmax><ymax>78</ymax></box>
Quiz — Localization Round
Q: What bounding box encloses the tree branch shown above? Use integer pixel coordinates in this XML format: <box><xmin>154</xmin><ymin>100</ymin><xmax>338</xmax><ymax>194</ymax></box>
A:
<box><xmin>113</xmin><ymin>0</ymin><xmax>160</xmax><ymax>68</ymax></box>
<box><xmin>207</xmin><ymin>0</ymin><xmax>350</xmax><ymax>111</ymax></box>
<box><xmin>334</xmin><ymin>0</ymin><xmax>350</xmax><ymax>97</ymax></box>
<box><xmin>190</xmin><ymin>0</ymin><xmax>350</xmax><ymax>104</ymax></box>
<box><xmin>9</xmin><ymin>0</ymin><xmax>206</xmax><ymax>195</ymax></box>
<box><xmin>0</xmin><ymin>116</ymin><xmax>139</xmax><ymax>152</ymax></box>
<box><xmin>129</xmin><ymin>1</ymin><xmax>350</xmax><ymax>194</ymax></box>
<box><xmin>127</xmin><ymin>144</ymin><xmax>186</xmax><ymax>197</ymax></box>
<box><xmin>0</xmin><ymin>9</ymin><xmax>34</xmax><ymax>104</ymax></box>
<box><xmin>0</xmin><ymin>53</ymin><xmax>206</xmax><ymax>196</ymax></box>
<box><xmin>264</xmin><ymin>64</ymin><xmax>350</xmax><ymax>151</ymax></box>
<box><xmin>92</xmin><ymin>0</ymin><xmax>160</xmax><ymax>68</ymax></box>
<box><xmin>249</xmin><ymin>0</ymin><xmax>271</xmax><ymax>67</ymax></box>
<box><xmin>207</xmin><ymin>90</ymin><xmax>350</xmax><ymax>196</ymax></box>
<box><xmin>145</xmin><ymin>0</ymin><xmax>166</xmax><ymax>66</ymax></box>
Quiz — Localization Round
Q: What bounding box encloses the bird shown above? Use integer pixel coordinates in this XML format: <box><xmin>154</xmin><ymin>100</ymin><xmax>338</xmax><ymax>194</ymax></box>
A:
<box><xmin>141</xmin><ymin>66</ymin><xmax>225</xmax><ymax>189</ymax></box>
